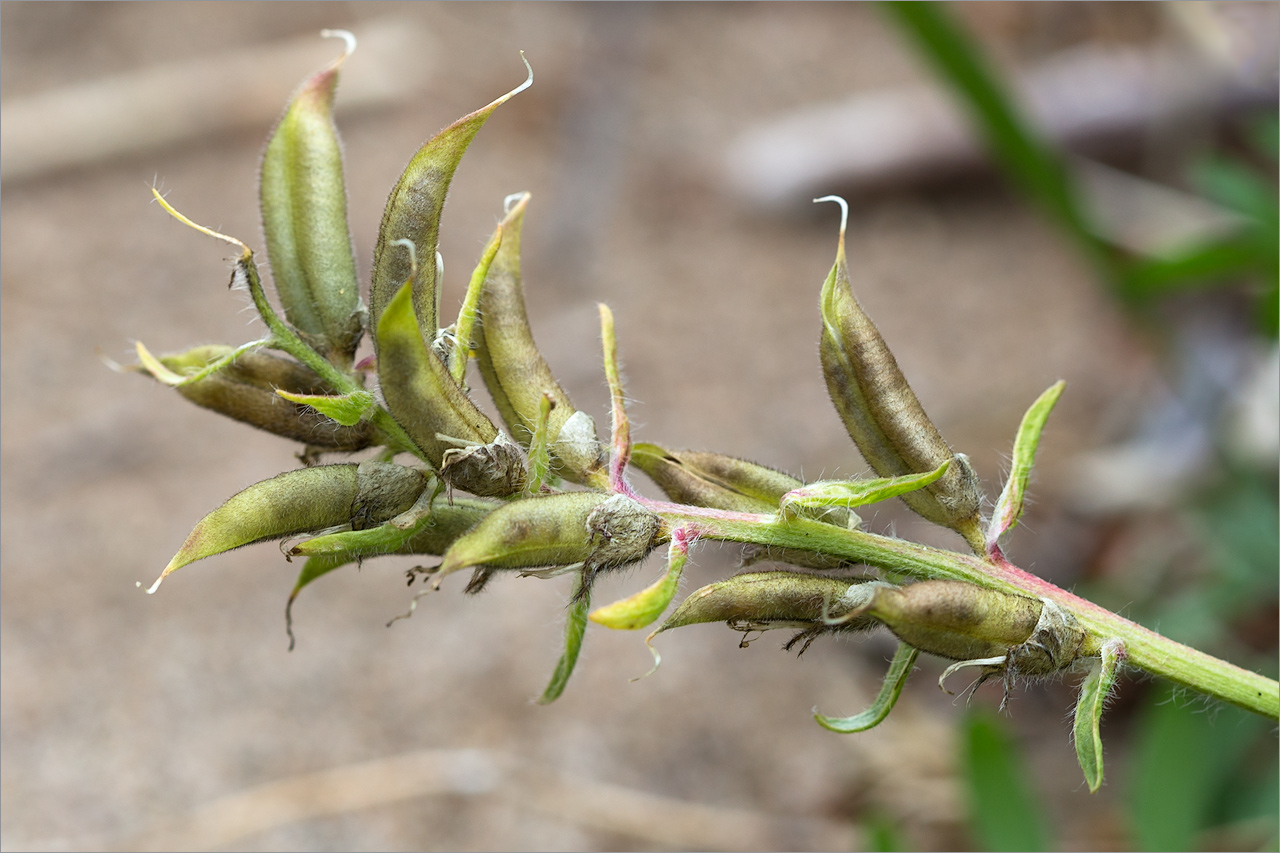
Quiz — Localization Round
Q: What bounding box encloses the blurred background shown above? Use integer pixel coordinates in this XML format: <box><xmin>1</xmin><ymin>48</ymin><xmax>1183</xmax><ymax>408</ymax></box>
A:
<box><xmin>1</xmin><ymin>2</ymin><xmax>1275</xmax><ymax>850</ymax></box>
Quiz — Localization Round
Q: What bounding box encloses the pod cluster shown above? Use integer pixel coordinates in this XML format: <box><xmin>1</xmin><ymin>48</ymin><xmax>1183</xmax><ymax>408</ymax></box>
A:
<box><xmin>132</xmin><ymin>33</ymin><xmax>1126</xmax><ymax>792</ymax></box>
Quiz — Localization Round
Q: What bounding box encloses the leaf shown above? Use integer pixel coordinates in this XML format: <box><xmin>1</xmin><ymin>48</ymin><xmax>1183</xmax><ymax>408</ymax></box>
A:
<box><xmin>815</xmin><ymin>643</ymin><xmax>919</xmax><ymax>733</ymax></box>
<box><xmin>589</xmin><ymin>528</ymin><xmax>691</xmax><ymax>631</ymax></box>
<box><xmin>539</xmin><ymin>573</ymin><xmax>589</xmax><ymax>704</ymax></box>
<box><xmin>986</xmin><ymin>380</ymin><xmax>1064</xmax><ymax>551</ymax></box>
<box><xmin>448</xmin><ymin>221</ymin><xmax>503</xmax><ymax>384</ymax></box>
<box><xmin>881</xmin><ymin>1</ymin><xmax>1116</xmax><ymax>285</ymax></box>
<box><xmin>781</xmin><ymin>461</ymin><xmax>951</xmax><ymax>517</ymax></box>
<box><xmin>274</xmin><ymin>388</ymin><xmax>374</xmax><ymax>426</ymax></box>
<box><xmin>1073</xmin><ymin>637</ymin><xmax>1125</xmax><ymax>793</ymax></box>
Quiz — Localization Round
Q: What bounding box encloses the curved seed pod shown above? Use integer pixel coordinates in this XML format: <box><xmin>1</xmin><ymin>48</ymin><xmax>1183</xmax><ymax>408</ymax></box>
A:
<box><xmin>473</xmin><ymin>193</ymin><xmax>606</xmax><ymax>485</ymax></box>
<box><xmin>145</xmin><ymin>462</ymin><xmax>428</xmax><ymax>592</ymax></box>
<box><xmin>369</xmin><ymin>56</ymin><xmax>533</xmax><ymax>333</ymax></box>
<box><xmin>632</xmin><ymin>442</ymin><xmax>855</xmax><ymax>570</ymax></box>
<box><xmin>650</xmin><ymin>572</ymin><xmax>884</xmax><ymax>656</ymax></box>
<box><xmin>815</xmin><ymin>197</ymin><xmax>983</xmax><ymax>548</ymax></box>
<box><xmin>260</xmin><ymin>31</ymin><xmax>364</xmax><ymax>366</ymax></box>
<box><xmin>435</xmin><ymin>492</ymin><xmax>663</xmax><ymax>592</ymax></box>
<box><xmin>145</xmin><ymin>344</ymin><xmax>372</xmax><ymax>450</ymax></box>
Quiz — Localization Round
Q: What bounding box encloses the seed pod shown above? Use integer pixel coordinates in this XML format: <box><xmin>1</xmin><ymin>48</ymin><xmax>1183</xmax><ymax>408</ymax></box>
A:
<box><xmin>631</xmin><ymin>443</ymin><xmax>855</xmax><ymax>569</ymax></box>
<box><xmin>651</xmin><ymin>571</ymin><xmax>884</xmax><ymax>654</ymax></box>
<box><xmin>145</xmin><ymin>344</ymin><xmax>372</xmax><ymax>451</ymax></box>
<box><xmin>375</xmin><ymin>269</ymin><xmax>525</xmax><ymax>492</ymax></box>
<box><xmin>473</xmin><ymin>193</ymin><xmax>606</xmax><ymax>485</ymax></box>
<box><xmin>146</xmin><ymin>461</ymin><xmax>427</xmax><ymax>592</ymax></box>
<box><xmin>435</xmin><ymin>492</ymin><xmax>663</xmax><ymax>593</ymax></box>
<box><xmin>369</xmin><ymin>57</ymin><xmax>533</xmax><ymax>333</ymax></box>
<box><xmin>866</xmin><ymin>580</ymin><xmax>1043</xmax><ymax>664</ymax></box>
<box><xmin>260</xmin><ymin>31</ymin><xmax>364</xmax><ymax>366</ymax></box>
<box><xmin>815</xmin><ymin>197</ymin><xmax>983</xmax><ymax>547</ymax></box>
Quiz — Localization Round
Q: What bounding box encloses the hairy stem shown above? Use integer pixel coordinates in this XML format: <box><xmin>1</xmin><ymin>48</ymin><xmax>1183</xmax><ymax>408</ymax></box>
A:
<box><xmin>645</xmin><ymin>500</ymin><xmax>1279</xmax><ymax>719</ymax></box>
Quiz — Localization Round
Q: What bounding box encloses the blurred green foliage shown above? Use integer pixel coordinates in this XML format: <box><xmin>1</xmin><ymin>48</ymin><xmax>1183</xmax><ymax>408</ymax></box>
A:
<box><xmin>882</xmin><ymin>3</ymin><xmax>1278</xmax><ymax>850</ymax></box>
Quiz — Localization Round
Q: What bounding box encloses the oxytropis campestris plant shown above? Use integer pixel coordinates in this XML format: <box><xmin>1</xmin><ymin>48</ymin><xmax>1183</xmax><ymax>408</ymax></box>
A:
<box><xmin>127</xmin><ymin>31</ymin><xmax>1278</xmax><ymax>793</ymax></box>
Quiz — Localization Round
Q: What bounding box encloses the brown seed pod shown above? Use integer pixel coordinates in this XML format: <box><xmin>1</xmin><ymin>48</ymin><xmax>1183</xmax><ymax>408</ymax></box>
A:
<box><xmin>473</xmin><ymin>193</ymin><xmax>606</xmax><ymax>486</ymax></box>
<box><xmin>651</xmin><ymin>571</ymin><xmax>884</xmax><ymax>655</ymax></box>
<box><xmin>815</xmin><ymin>197</ymin><xmax>983</xmax><ymax>548</ymax></box>
<box><xmin>148</xmin><ymin>345</ymin><xmax>373</xmax><ymax>451</ymax></box>
<box><xmin>631</xmin><ymin>443</ymin><xmax>857</xmax><ymax>570</ymax></box>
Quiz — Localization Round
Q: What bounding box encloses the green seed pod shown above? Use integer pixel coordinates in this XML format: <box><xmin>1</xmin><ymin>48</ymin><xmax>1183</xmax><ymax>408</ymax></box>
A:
<box><xmin>815</xmin><ymin>197</ymin><xmax>983</xmax><ymax>548</ymax></box>
<box><xmin>631</xmin><ymin>442</ymin><xmax>855</xmax><ymax>570</ymax></box>
<box><xmin>651</xmin><ymin>571</ymin><xmax>884</xmax><ymax>653</ymax></box>
<box><xmin>441</xmin><ymin>431</ymin><xmax>528</xmax><ymax>497</ymax></box>
<box><xmin>473</xmin><ymin>193</ymin><xmax>606</xmax><ymax>485</ymax></box>
<box><xmin>146</xmin><ymin>461</ymin><xmax>427</xmax><ymax>592</ymax></box>
<box><xmin>866</xmin><ymin>580</ymin><xmax>1043</xmax><ymax>664</ymax></box>
<box><xmin>375</xmin><ymin>268</ymin><xmax>517</xmax><ymax>480</ymax></box>
<box><xmin>435</xmin><ymin>492</ymin><xmax>663</xmax><ymax>593</ymax></box>
<box><xmin>369</xmin><ymin>57</ymin><xmax>533</xmax><ymax>333</ymax></box>
<box><xmin>260</xmin><ymin>31</ymin><xmax>364</xmax><ymax>366</ymax></box>
<box><xmin>147</xmin><ymin>344</ymin><xmax>372</xmax><ymax>451</ymax></box>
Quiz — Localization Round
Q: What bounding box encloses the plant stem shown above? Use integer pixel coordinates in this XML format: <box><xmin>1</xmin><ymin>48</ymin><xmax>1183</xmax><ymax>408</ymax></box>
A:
<box><xmin>647</xmin><ymin>500</ymin><xmax>1279</xmax><ymax>719</ymax></box>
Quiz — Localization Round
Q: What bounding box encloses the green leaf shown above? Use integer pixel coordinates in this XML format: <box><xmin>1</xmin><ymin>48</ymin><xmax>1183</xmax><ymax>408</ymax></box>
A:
<box><xmin>880</xmin><ymin>2</ymin><xmax>1117</xmax><ymax>286</ymax></box>
<box><xmin>961</xmin><ymin>711</ymin><xmax>1051</xmax><ymax>851</ymax></box>
<box><xmin>274</xmin><ymin>388</ymin><xmax>374</xmax><ymax>426</ymax></box>
<box><xmin>539</xmin><ymin>572</ymin><xmax>589</xmax><ymax>704</ymax></box>
<box><xmin>815</xmin><ymin>642</ymin><xmax>918</xmax><ymax>733</ymax></box>
<box><xmin>987</xmin><ymin>380</ymin><xmax>1064</xmax><ymax>551</ymax></box>
<box><xmin>1129</xmin><ymin>683</ymin><xmax>1269</xmax><ymax>851</ymax></box>
<box><xmin>524</xmin><ymin>393</ymin><xmax>555</xmax><ymax>496</ymax></box>
<box><xmin>259</xmin><ymin>32</ymin><xmax>363</xmax><ymax>365</ymax></box>
<box><xmin>589</xmin><ymin>528</ymin><xmax>691</xmax><ymax>631</ymax></box>
<box><xmin>448</xmin><ymin>222</ymin><xmax>503</xmax><ymax>384</ymax></box>
<box><xmin>1073</xmin><ymin>638</ymin><xmax>1126</xmax><ymax>792</ymax></box>
<box><xmin>781</xmin><ymin>460</ymin><xmax>951</xmax><ymax>517</ymax></box>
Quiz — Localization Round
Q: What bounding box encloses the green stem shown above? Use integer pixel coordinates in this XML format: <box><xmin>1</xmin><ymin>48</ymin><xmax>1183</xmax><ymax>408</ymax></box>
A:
<box><xmin>237</xmin><ymin>254</ymin><xmax>425</xmax><ymax>461</ymax></box>
<box><xmin>647</xmin><ymin>500</ymin><xmax>1279</xmax><ymax>719</ymax></box>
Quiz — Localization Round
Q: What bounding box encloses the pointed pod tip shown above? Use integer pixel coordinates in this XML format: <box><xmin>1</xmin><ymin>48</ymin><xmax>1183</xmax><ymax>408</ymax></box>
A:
<box><xmin>813</xmin><ymin>195</ymin><xmax>849</xmax><ymax>239</ymax></box>
<box><xmin>320</xmin><ymin>28</ymin><xmax>356</xmax><ymax>60</ymax></box>
<box><xmin>503</xmin><ymin>191</ymin><xmax>531</xmax><ymax>216</ymax></box>
<box><xmin>517</xmin><ymin>51</ymin><xmax>534</xmax><ymax>93</ymax></box>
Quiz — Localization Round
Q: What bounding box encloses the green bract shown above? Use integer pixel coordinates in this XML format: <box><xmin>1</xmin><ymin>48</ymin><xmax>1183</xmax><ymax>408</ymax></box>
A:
<box><xmin>131</xmin><ymin>32</ymin><xmax>1278</xmax><ymax>796</ymax></box>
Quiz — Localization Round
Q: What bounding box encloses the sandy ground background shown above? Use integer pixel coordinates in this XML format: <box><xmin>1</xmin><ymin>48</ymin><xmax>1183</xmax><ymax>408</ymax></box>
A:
<box><xmin>2</xmin><ymin>3</ymin><xmax>1275</xmax><ymax>851</ymax></box>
